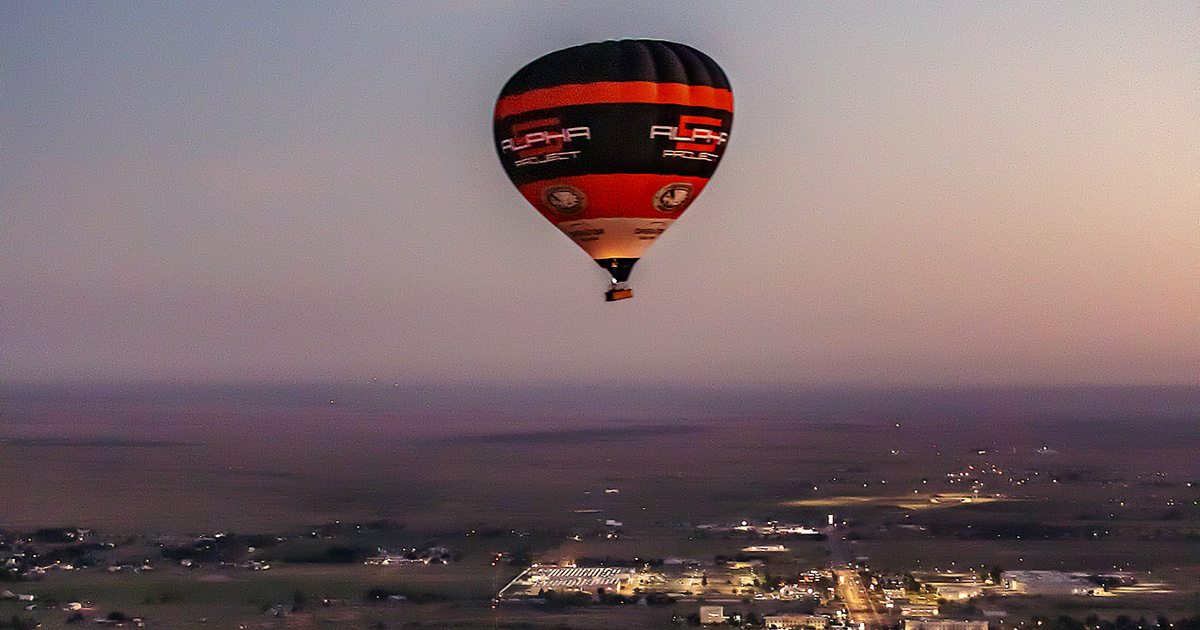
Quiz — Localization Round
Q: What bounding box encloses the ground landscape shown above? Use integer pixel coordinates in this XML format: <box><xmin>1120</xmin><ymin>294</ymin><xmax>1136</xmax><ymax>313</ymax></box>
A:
<box><xmin>1</xmin><ymin>385</ymin><xmax>1196</xmax><ymax>629</ymax></box>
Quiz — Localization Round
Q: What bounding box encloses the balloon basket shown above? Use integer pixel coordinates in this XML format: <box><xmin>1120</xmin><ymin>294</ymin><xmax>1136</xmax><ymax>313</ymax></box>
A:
<box><xmin>605</xmin><ymin>287</ymin><xmax>633</xmax><ymax>302</ymax></box>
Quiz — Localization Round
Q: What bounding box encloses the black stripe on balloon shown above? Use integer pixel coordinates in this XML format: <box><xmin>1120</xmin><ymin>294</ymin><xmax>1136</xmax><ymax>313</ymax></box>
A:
<box><xmin>500</xmin><ymin>40</ymin><xmax>730</xmax><ymax>97</ymax></box>
<box><xmin>494</xmin><ymin>103</ymin><xmax>732</xmax><ymax>187</ymax></box>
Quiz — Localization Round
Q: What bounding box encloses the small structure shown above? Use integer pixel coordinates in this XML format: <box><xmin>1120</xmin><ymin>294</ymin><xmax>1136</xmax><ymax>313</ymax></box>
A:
<box><xmin>700</xmin><ymin>605</ymin><xmax>725</xmax><ymax>624</ymax></box>
<box><xmin>1003</xmin><ymin>570</ymin><xmax>1095</xmax><ymax>595</ymax></box>
<box><xmin>934</xmin><ymin>583</ymin><xmax>982</xmax><ymax>600</ymax></box>
<box><xmin>742</xmin><ymin>545</ymin><xmax>788</xmax><ymax>553</ymax></box>
<box><xmin>877</xmin><ymin>574</ymin><xmax>907</xmax><ymax>598</ymax></box>
<box><xmin>764</xmin><ymin>613</ymin><xmax>829</xmax><ymax>629</ymax></box>
<box><xmin>905</xmin><ymin>620</ymin><xmax>988</xmax><ymax>630</ymax></box>
<box><xmin>894</xmin><ymin>598</ymin><xmax>939</xmax><ymax>617</ymax></box>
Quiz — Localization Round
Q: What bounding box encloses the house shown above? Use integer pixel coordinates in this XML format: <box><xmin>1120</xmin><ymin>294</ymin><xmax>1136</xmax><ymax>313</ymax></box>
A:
<box><xmin>700</xmin><ymin>605</ymin><xmax>725</xmax><ymax>624</ymax></box>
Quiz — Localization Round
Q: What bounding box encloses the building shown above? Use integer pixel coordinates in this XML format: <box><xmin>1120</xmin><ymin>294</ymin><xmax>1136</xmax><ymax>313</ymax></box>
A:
<box><xmin>498</xmin><ymin>565</ymin><xmax>637</xmax><ymax>599</ymax></box>
<box><xmin>700</xmin><ymin>606</ymin><xmax>725</xmax><ymax>624</ymax></box>
<box><xmin>813</xmin><ymin>603</ymin><xmax>847</xmax><ymax>619</ymax></box>
<box><xmin>764</xmin><ymin>613</ymin><xmax>829</xmax><ymax>629</ymax></box>
<box><xmin>934</xmin><ymin>583</ymin><xmax>983</xmax><ymax>600</ymax></box>
<box><xmin>892</xmin><ymin>599</ymin><xmax>939</xmax><ymax>616</ymax></box>
<box><xmin>1003</xmin><ymin>571</ymin><xmax>1095</xmax><ymax>595</ymax></box>
<box><xmin>742</xmin><ymin>544</ymin><xmax>788</xmax><ymax>552</ymax></box>
<box><xmin>905</xmin><ymin>621</ymin><xmax>988</xmax><ymax>630</ymax></box>
<box><xmin>877</xmin><ymin>574</ymin><xmax>907</xmax><ymax>599</ymax></box>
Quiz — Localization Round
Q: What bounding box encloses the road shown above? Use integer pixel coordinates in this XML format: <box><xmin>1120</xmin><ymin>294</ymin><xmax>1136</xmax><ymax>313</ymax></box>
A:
<box><xmin>824</xmin><ymin>525</ymin><xmax>889</xmax><ymax>629</ymax></box>
<box><xmin>833</xmin><ymin>567</ymin><xmax>888</xmax><ymax>628</ymax></box>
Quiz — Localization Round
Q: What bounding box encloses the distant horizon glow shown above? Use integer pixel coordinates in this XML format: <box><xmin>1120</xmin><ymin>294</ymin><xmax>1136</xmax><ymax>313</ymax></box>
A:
<box><xmin>3</xmin><ymin>3</ymin><xmax>1196</xmax><ymax>388</ymax></box>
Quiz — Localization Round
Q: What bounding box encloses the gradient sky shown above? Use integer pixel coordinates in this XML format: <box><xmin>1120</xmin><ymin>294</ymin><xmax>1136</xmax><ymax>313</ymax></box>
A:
<box><xmin>4</xmin><ymin>2</ymin><xmax>1196</xmax><ymax>388</ymax></box>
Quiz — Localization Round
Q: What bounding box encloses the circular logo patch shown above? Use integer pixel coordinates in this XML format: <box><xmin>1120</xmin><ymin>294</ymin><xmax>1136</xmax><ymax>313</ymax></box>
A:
<box><xmin>653</xmin><ymin>183</ymin><xmax>694</xmax><ymax>213</ymax></box>
<box><xmin>542</xmin><ymin>184</ymin><xmax>587</xmax><ymax>215</ymax></box>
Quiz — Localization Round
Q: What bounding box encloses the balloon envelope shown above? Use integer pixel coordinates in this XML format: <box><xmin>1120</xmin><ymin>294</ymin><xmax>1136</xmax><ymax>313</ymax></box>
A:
<box><xmin>494</xmin><ymin>39</ymin><xmax>733</xmax><ymax>297</ymax></box>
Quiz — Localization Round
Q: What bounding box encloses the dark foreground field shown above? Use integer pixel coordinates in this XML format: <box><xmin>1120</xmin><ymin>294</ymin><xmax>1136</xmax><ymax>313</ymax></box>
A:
<box><xmin>2</xmin><ymin>384</ymin><xmax>1196</xmax><ymax>627</ymax></box>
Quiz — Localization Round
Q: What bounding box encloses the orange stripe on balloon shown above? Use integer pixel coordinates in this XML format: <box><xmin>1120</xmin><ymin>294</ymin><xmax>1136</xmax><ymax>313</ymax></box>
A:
<box><xmin>496</xmin><ymin>82</ymin><xmax>734</xmax><ymax>119</ymax></box>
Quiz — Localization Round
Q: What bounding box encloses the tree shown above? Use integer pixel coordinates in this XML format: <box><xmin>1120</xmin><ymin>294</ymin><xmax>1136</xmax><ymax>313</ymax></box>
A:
<box><xmin>905</xmin><ymin>573</ymin><xmax>921</xmax><ymax>593</ymax></box>
<box><xmin>10</xmin><ymin>617</ymin><xmax>39</xmax><ymax>630</ymax></box>
<box><xmin>1057</xmin><ymin>615</ymin><xmax>1085</xmax><ymax>630</ymax></box>
<box><xmin>989</xmin><ymin>565</ymin><xmax>1003</xmax><ymax>584</ymax></box>
<box><xmin>1175</xmin><ymin>617</ymin><xmax>1200</xmax><ymax>630</ymax></box>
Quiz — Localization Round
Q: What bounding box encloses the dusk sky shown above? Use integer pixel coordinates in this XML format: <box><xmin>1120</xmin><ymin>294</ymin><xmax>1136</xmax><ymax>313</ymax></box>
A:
<box><xmin>4</xmin><ymin>3</ymin><xmax>1196</xmax><ymax>388</ymax></box>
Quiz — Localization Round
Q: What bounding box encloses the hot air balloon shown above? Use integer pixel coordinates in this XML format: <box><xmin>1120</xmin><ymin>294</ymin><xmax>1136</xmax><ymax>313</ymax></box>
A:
<box><xmin>494</xmin><ymin>39</ymin><xmax>733</xmax><ymax>301</ymax></box>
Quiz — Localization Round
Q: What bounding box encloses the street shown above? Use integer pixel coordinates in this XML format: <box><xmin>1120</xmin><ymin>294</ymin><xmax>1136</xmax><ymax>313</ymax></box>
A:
<box><xmin>825</xmin><ymin>525</ymin><xmax>890</xmax><ymax>628</ymax></box>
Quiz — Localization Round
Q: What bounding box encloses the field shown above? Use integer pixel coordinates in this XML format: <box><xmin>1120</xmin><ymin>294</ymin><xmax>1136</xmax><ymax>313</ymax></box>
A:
<box><xmin>1</xmin><ymin>384</ymin><xmax>1196</xmax><ymax>627</ymax></box>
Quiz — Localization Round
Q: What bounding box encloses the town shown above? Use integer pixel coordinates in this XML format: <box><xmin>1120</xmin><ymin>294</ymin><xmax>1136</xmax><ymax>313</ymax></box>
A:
<box><xmin>1</xmin><ymin>513</ymin><xmax>1194</xmax><ymax>630</ymax></box>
